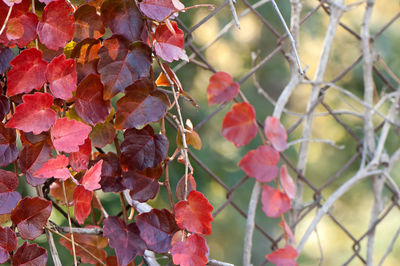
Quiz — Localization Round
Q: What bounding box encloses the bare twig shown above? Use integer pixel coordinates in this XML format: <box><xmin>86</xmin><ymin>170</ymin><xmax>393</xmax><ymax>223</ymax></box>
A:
<box><xmin>62</xmin><ymin>180</ymin><xmax>78</xmax><ymax>266</ymax></box>
<box><xmin>228</xmin><ymin>0</ymin><xmax>240</xmax><ymax>29</ymax></box>
<box><xmin>0</xmin><ymin>4</ymin><xmax>12</xmax><ymax>36</ymax></box>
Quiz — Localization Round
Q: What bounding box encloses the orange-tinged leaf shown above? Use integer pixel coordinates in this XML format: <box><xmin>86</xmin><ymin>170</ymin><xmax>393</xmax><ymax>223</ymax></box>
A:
<box><xmin>207</xmin><ymin>71</ymin><xmax>239</xmax><ymax>105</ymax></box>
<box><xmin>49</xmin><ymin>179</ymin><xmax>76</xmax><ymax>204</ymax></box>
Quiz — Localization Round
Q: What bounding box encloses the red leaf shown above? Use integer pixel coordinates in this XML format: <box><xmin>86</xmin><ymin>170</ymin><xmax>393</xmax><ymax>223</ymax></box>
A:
<box><xmin>103</xmin><ymin>216</ymin><xmax>146</xmax><ymax>266</ymax></box>
<box><xmin>96</xmin><ymin>152</ymin><xmax>124</xmax><ymax>193</ymax></box>
<box><xmin>101</xmin><ymin>0</ymin><xmax>143</xmax><ymax>43</ymax></box>
<box><xmin>81</xmin><ymin>160</ymin><xmax>103</xmax><ymax>191</ymax></box>
<box><xmin>280</xmin><ymin>219</ymin><xmax>295</xmax><ymax>245</ymax></box>
<box><xmin>12</xmin><ymin>242</ymin><xmax>48</xmax><ymax>266</ymax></box>
<box><xmin>45</xmin><ymin>54</ymin><xmax>77</xmax><ymax>100</ymax></box>
<box><xmin>59</xmin><ymin>226</ymin><xmax>108</xmax><ymax>264</ymax></box>
<box><xmin>154</xmin><ymin>21</ymin><xmax>186</xmax><ymax>62</ymax></box>
<box><xmin>6</xmin><ymin>92</ymin><xmax>57</xmax><ymax>134</ymax></box>
<box><xmin>120</xmin><ymin>125</ymin><xmax>168</xmax><ymax>171</ymax></box>
<box><xmin>115</xmin><ymin>78</ymin><xmax>170</xmax><ymax>129</ymax></box>
<box><xmin>0</xmin><ymin>191</ymin><xmax>21</xmax><ymax>215</ymax></box>
<box><xmin>140</xmin><ymin>0</ymin><xmax>184</xmax><ymax>22</ymax></box>
<box><xmin>136</xmin><ymin>209</ymin><xmax>179</xmax><ymax>253</ymax></box>
<box><xmin>69</xmin><ymin>138</ymin><xmax>91</xmax><ymax>172</ymax></box>
<box><xmin>75</xmin><ymin>74</ymin><xmax>111</xmax><ymax>125</ymax></box>
<box><xmin>73</xmin><ymin>185</ymin><xmax>93</xmax><ymax>224</ymax></box>
<box><xmin>280</xmin><ymin>165</ymin><xmax>295</xmax><ymax>200</ymax></box>
<box><xmin>238</xmin><ymin>145</ymin><xmax>280</xmax><ymax>183</ymax></box>
<box><xmin>98</xmin><ymin>36</ymin><xmax>152</xmax><ymax>100</ymax></box>
<box><xmin>171</xmin><ymin>234</ymin><xmax>209</xmax><ymax>266</ymax></box>
<box><xmin>51</xmin><ymin>118</ymin><xmax>92</xmax><ymax>153</ymax></box>
<box><xmin>174</xmin><ymin>190</ymin><xmax>213</xmax><ymax>235</ymax></box>
<box><xmin>71</xmin><ymin>38</ymin><xmax>101</xmax><ymax>82</ymax></box>
<box><xmin>1</xmin><ymin>12</ymin><xmax>38</xmax><ymax>48</ymax></box>
<box><xmin>176</xmin><ymin>173</ymin><xmax>196</xmax><ymax>201</ymax></box>
<box><xmin>207</xmin><ymin>71</ymin><xmax>239</xmax><ymax>105</ymax></box>
<box><xmin>6</xmin><ymin>48</ymin><xmax>47</xmax><ymax>97</ymax></box>
<box><xmin>37</xmin><ymin>0</ymin><xmax>75</xmax><ymax>50</ymax></box>
<box><xmin>0</xmin><ymin>124</ymin><xmax>18</xmax><ymax>168</ymax></box>
<box><xmin>33</xmin><ymin>154</ymin><xmax>70</xmax><ymax>181</ymax></box>
<box><xmin>261</xmin><ymin>185</ymin><xmax>291</xmax><ymax>218</ymax></box>
<box><xmin>89</xmin><ymin>122</ymin><xmax>116</xmax><ymax>148</ymax></box>
<box><xmin>266</xmin><ymin>245</ymin><xmax>298</xmax><ymax>266</ymax></box>
<box><xmin>264</xmin><ymin>116</ymin><xmax>288</xmax><ymax>152</ymax></box>
<box><xmin>221</xmin><ymin>102</ymin><xmax>257</xmax><ymax>147</ymax></box>
<box><xmin>0</xmin><ymin>169</ymin><xmax>18</xmax><ymax>192</ymax></box>
<box><xmin>74</xmin><ymin>4</ymin><xmax>105</xmax><ymax>42</ymax></box>
<box><xmin>0</xmin><ymin>226</ymin><xmax>17</xmax><ymax>263</ymax></box>
<box><xmin>11</xmin><ymin>196</ymin><xmax>52</xmax><ymax>240</ymax></box>
<box><xmin>122</xmin><ymin>169</ymin><xmax>160</xmax><ymax>202</ymax></box>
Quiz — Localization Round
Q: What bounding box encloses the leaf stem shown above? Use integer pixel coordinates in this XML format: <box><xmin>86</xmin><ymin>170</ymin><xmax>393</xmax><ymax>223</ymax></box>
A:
<box><xmin>62</xmin><ymin>180</ymin><xmax>78</xmax><ymax>266</ymax></box>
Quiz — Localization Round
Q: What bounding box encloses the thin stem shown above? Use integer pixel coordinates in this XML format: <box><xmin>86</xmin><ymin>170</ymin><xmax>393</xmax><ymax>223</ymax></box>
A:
<box><xmin>161</xmin><ymin>118</ymin><xmax>175</xmax><ymax>211</ymax></box>
<box><xmin>0</xmin><ymin>5</ymin><xmax>13</xmax><ymax>36</ymax></box>
<box><xmin>119</xmin><ymin>192</ymin><xmax>129</xmax><ymax>224</ymax></box>
<box><xmin>62</xmin><ymin>180</ymin><xmax>78</xmax><ymax>266</ymax></box>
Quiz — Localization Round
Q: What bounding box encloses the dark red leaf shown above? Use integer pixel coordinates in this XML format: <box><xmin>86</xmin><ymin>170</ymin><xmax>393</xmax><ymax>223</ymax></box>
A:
<box><xmin>207</xmin><ymin>71</ymin><xmax>239</xmax><ymax>105</ymax></box>
<box><xmin>37</xmin><ymin>0</ymin><xmax>75</xmax><ymax>50</ymax></box>
<box><xmin>1</xmin><ymin>12</ymin><xmax>38</xmax><ymax>48</ymax></box>
<box><xmin>221</xmin><ymin>102</ymin><xmax>258</xmax><ymax>147</ymax></box>
<box><xmin>0</xmin><ymin>191</ymin><xmax>21</xmax><ymax>215</ymax></box>
<box><xmin>71</xmin><ymin>38</ymin><xmax>101</xmax><ymax>82</ymax></box>
<box><xmin>0</xmin><ymin>169</ymin><xmax>18</xmax><ymax>192</ymax></box>
<box><xmin>6</xmin><ymin>92</ymin><xmax>57</xmax><ymax>134</ymax></box>
<box><xmin>101</xmin><ymin>0</ymin><xmax>143</xmax><ymax>42</ymax></box>
<box><xmin>46</xmin><ymin>54</ymin><xmax>77</xmax><ymax>100</ymax></box>
<box><xmin>238</xmin><ymin>145</ymin><xmax>280</xmax><ymax>183</ymax></box>
<box><xmin>20</xmin><ymin>131</ymin><xmax>49</xmax><ymax>146</ymax></box>
<box><xmin>171</xmin><ymin>234</ymin><xmax>208</xmax><ymax>266</ymax></box>
<box><xmin>0</xmin><ymin>46</ymin><xmax>14</xmax><ymax>74</ymax></box>
<box><xmin>60</xmin><ymin>226</ymin><xmax>107</xmax><ymax>264</ymax></box>
<box><xmin>176</xmin><ymin>173</ymin><xmax>196</xmax><ymax>201</ymax></box>
<box><xmin>0</xmin><ymin>226</ymin><xmax>17</xmax><ymax>263</ymax></box>
<box><xmin>89</xmin><ymin>122</ymin><xmax>116</xmax><ymax>148</ymax></box>
<box><xmin>154</xmin><ymin>21</ymin><xmax>186</xmax><ymax>62</ymax></box>
<box><xmin>264</xmin><ymin>116</ymin><xmax>288</xmax><ymax>152</ymax></box>
<box><xmin>280</xmin><ymin>165</ymin><xmax>295</xmax><ymax>200</ymax></box>
<box><xmin>74</xmin><ymin>4</ymin><xmax>105</xmax><ymax>42</ymax></box>
<box><xmin>115</xmin><ymin>78</ymin><xmax>169</xmax><ymax>129</ymax></box>
<box><xmin>174</xmin><ymin>190</ymin><xmax>213</xmax><ymax>235</ymax></box>
<box><xmin>97</xmin><ymin>36</ymin><xmax>152</xmax><ymax>100</ymax></box>
<box><xmin>94</xmin><ymin>152</ymin><xmax>124</xmax><ymax>192</ymax></box>
<box><xmin>12</xmin><ymin>242</ymin><xmax>48</xmax><ymax>266</ymax></box>
<box><xmin>122</xmin><ymin>169</ymin><xmax>160</xmax><ymax>202</ymax></box>
<box><xmin>81</xmin><ymin>160</ymin><xmax>103</xmax><ymax>191</ymax></box>
<box><xmin>103</xmin><ymin>216</ymin><xmax>146</xmax><ymax>266</ymax></box>
<box><xmin>6</xmin><ymin>48</ymin><xmax>47</xmax><ymax>97</ymax></box>
<box><xmin>120</xmin><ymin>125</ymin><xmax>168</xmax><ymax>170</ymax></box>
<box><xmin>11</xmin><ymin>196</ymin><xmax>52</xmax><ymax>240</ymax></box>
<box><xmin>0</xmin><ymin>124</ymin><xmax>17</xmax><ymax>168</ymax></box>
<box><xmin>261</xmin><ymin>185</ymin><xmax>291</xmax><ymax>218</ymax></box>
<box><xmin>73</xmin><ymin>185</ymin><xmax>93</xmax><ymax>224</ymax></box>
<box><xmin>69</xmin><ymin>138</ymin><xmax>91</xmax><ymax>172</ymax></box>
<box><xmin>18</xmin><ymin>142</ymin><xmax>52</xmax><ymax>186</ymax></box>
<box><xmin>51</xmin><ymin>118</ymin><xmax>92</xmax><ymax>153</ymax></box>
<box><xmin>33</xmin><ymin>154</ymin><xmax>70</xmax><ymax>181</ymax></box>
<box><xmin>136</xmin><ymin>209</ymin><xmax>179</xmax><ymax>253</ymax></box>
<box><xmin>0</xmin><ymin>96</ymin><xmax>10</xmax><ymax>121</ymax></box>
<box><xmin>266</xmin><ymin>245</ymin><xmax>298</xmax><ymax>266</ymax></box>
<box><xmin>139</xmin><ymin>0</ymin><xmax>184</xmax><ymax>22</ymax></box>
<box><xmin>75</xmin><ymin>74</ymin><xmax>111</xmax><ymax>125</ymax></box>
<box><xmin>0</xmin><ymin>0</ymin><xmax>29</xmax><ymax>23</ymax></box>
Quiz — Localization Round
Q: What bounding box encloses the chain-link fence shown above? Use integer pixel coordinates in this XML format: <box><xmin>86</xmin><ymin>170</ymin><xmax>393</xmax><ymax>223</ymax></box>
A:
<box><xmin>167</xmin><ymin>0</ymin><xmax>400</xmax><ymax>265</ymax></box>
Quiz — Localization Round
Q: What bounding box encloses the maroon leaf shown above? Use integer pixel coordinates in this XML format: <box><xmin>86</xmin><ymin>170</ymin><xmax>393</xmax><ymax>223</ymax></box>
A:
<box><xmin>12</xmin><ymin>242</ymin><xmax>48</xmax><ymax>266</ymax></box>
<box><xmin>174</xmin><ymin>191</ymin><xmax>213</xmax><ymax>235</ymax></box>
<box><xmin>115</xmin><ymin>78</ymin><xmax>170</xmax><ymax>129</ymax></box>
<box><xmin>73</xmin><ymin>185</ymin><xmax>93</xmax><ymax>224</ymax></box>
<box><xmin>69</xmin><ymin>138</ymin><xmax>91</xmax><ymax>172</ymax></box>
<box><xmin>136</xmin><ymin>209</ymin><xmax>179</xmax><ymax>253</ymax></box>
<box><xmin>97</xmin><ymin>36</ymin><xmax>152</xmax><ymax>100</ymax></box>
<box><xmin>89</xmin><ymin>122</ymin><xmax>116</xmax><ymax>148</ymax></box>
<box><xmin>139</xmin><ymin>0</ymin><xmax>184</xmax><ymax>22</ymax></box>
<box><xmin>171</xmin><ymin>234</ymin><xmax>208</xmax><ymax>266</ymax></box>
<box><xmin>264</xmin><ymin>116</ymin><xmax>288</xmax><ymax>152</ymax></box>
<box><xmin>207</xmin><ymin>71</ymin><xmax>239</xmax><ymax>105</ymax></box>
<box><xmin>11</xmin><ymin>196</ymin><xmax>52</xmax><ymax>240</ymax></box>
<box><xmin>101</xmin><ymin>0</ymin><xmax>143</xmax><ymax>42</ymax></box>
<box><xmin>0</xmin><ymin>191</ymin><xmax>21</xmax><ymax>215</ymax></box>
<box><xmin>0</xmin><ymin>226</ymin><xmax>17</xmax><ymax>263</ymax></box>
<box><xmin>6</xmin><ymin>92</ymin><xmax>57</xmax><ymax>134</ymax></box>
<box><xmin>120</xmin><ymin>125</ymin><xmax>168</xmax><ymax>170</ymax></box>
<box><xmin>51</xmin><ymin>118</ymin><xmax>92</xmax><ymax>153</ymax></box>
<box><xmin>154</xmin><ymin>21</ymin><xmax>186</xmax><ymax>62</ymax></box>
<box><xmin>46</xmin><ymin>54</ymin><xmax>77</xmax><ymax>100</ymax></box>
<box><xmin>176</xmin><ymin>173</ymin><xmax>196</xmax><ymax>201</ymax></box>
<box><xmin>75</xmin><ymin>74</ymin><xmax>111</xmax><ymax>125</ymax></box>
<box><xmin>6</xmin><ymin>48</ymin><xmax>47</xmax><ymax>97</ymax></box>
<box><xmin>0</xmin><ymin>169</ymin><xmax>17</xmax><ymax>193</ymax></box>
<box><xmin>238</xmin><ymin>145</ymin><xmax>280</xmax><ymax>183</ymax></box>
<box><xmin>37</xmin><ymin>0</ymin><xmax>75</xmax><ymax>50</ymax></box>
<box><xmin>81</xmin><ymin>160</ymin><xmax>103</xmax><ymax>191</ymax></box>
<box><xmin>261</xmin><ymin>185</ymin><xmax>291</xmax><ymax>218</ymax></box>
<box><xmin>0</xmin><ymin>96</ymin><xmax>10</xmax><ymax>121</ymax></box>
<box><xmin>71</xmin><ymin>38</ymin><xmax>101</xmax><ymax>82</ymax></box>
<box><xmin>0</xmin><ymin>46</ymin><xmax>14</xmax><ymax>74</ymax></box>
<box><xmin>122</xmin><ymin>169</ymin><xmax>160</xmax><ymax>202</ymax></box>
<box><xmin>266</xmin><ymin>245</ymin><xmax>298</xmax><ymax>266</ymax></box>
<box><xmin>103</xmin><ymin>216</ymin><xmax>146</xmax><ymax>266</ymax></box>
<box><xmin>33</xmin><ymin>154</ymin><xmax>70</xmax><ymax>181</ymax></box>
<box><xmin>74</xmin><ymin>4</ymin><xmax>105</xmax><ymax>42</ymax></box>
<box><xmin>96</xmin><ymin>153</ymin><xmax>124</xmax><ymax>193</ymax></box>
<box><xmin>0</xmin><ymin>124</ymin><xmax>18</xmax><ymax>168</ymax></box>
<box><xmin>221</xmin><ymin>102</ymin><xmax>258</xmax><ymax>147</ymax></box>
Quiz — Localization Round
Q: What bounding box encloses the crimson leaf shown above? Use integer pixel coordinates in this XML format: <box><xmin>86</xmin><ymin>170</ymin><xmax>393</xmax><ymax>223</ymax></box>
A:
<box><xmin>154</xmin><ymin>21</ymin><xmax>186</xmax><ymax>62</ymax></box>
<box><xmin>261</xmin><ymin>185</ymin><xmax>291</xmax><ymax>218</ymax></box>
<box><xmin>51</xmin><ymin>118</ymin><xmax>92</xmax><ymax>153</ymax></box>
<box><xmin>33</xmin><ymin>154</ymin><xmax>70</xmax><ymax>180</ymax></box>
<box><xmin>171</xmin><ymin>234</ymin><xmax>209</xmax><ymax>266</ymax></box>
<box><xmin>207</xmin><ymin>71</ymin><xmax>239</xmax><ymax>104</ymax></box>
<box><xmin>12</xmin><ymin>242</ymin><xmax>48</xmax><ymax>266</ymax></box>
<box><xmin>45</xmin><ymin>54</ymin><xmax>77</xmax><ymax>100</ymax></box>
<box><xmin>73</xmin><ymin>185</ymin><xmax>93</xmax><ymax>224</ymax></box>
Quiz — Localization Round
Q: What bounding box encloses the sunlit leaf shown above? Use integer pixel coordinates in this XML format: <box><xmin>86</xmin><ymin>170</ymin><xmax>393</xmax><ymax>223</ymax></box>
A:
<box><xmin>51</xmin><ymin>118</ymin><xmax>92</xmax><ymax>153</ymax></box>
<box><xmin>171</xmin><ymin>234</ymin><xmax>208</xmax><ymax>266</ymax></box>
<box><xmin>33</xmin><ymin>154</ymin><xmax>70</xmax><ymax>181</ymax></box>
<box><xmin>266</xmin><ymin>245</ymin><xmax>298</xmax><ymax>266</ymax></box>
<box><xmin>69</xmin><ymin>138</ymin><xmax>91</xmax><ymax>172</ymax></box>
<box><xmin>81</xmin><ymin>160</ymin><xmax>103</xmax><ymax>191</ymax></box>
<box><xmin>154</xmin><ymin>21</ymin><xmax>186</xmax><ymax>62</ymax></box>
<box><xmin>264</xmin><ymin>116</ymin><xmax>288</xmax><ymax>152</ymax></box>
<box><xmin>280</xmin><ymin>165</ymin><xmax>295</xmax><ymax>200</ymax></box>
<box><xmin>73</xmin><ymin>185</ymin><xmax>93</xmax><ymax>224</ymax></box>
<box><xmin>45</xmin><ymin>54</ymin><xmax>77</xmax><ymax>100</ymax></box>
<box><xmin>261</xmin><ymin>185</ymin><xmax>291</xmax><ymax>218</ymax></box>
